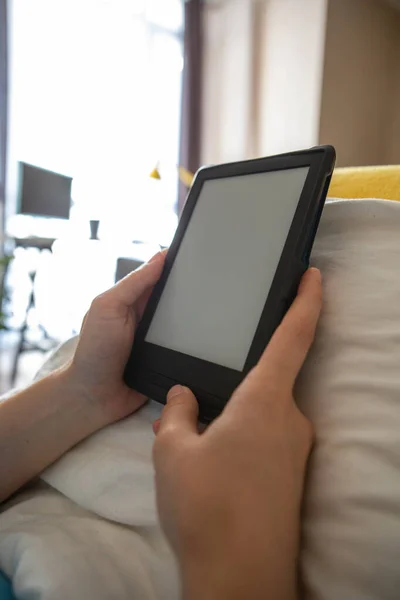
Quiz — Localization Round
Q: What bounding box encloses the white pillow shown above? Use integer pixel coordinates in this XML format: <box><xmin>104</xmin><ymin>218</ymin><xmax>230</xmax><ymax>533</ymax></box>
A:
<box><xmin>298</xmin><ymin>199</ymin><xmax>400</xmax><ymax>600</ymax></box>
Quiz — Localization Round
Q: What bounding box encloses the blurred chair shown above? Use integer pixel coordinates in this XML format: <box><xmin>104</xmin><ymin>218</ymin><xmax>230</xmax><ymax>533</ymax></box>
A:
<box><xmin>115</xmin><ymin>257</ymin><xmax>143</xmax><ymax>283</ymax></box>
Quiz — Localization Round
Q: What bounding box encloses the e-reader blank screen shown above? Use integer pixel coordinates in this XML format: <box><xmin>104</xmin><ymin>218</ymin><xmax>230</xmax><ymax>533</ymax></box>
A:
<box><xmin>146</xmin><ymin>166</ymin><xmax>310</xmax><ymax>371</ymax></box>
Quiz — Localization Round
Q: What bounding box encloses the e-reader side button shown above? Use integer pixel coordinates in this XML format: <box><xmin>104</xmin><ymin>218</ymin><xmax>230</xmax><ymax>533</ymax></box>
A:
<box><xmin>131</xmin><ymin>370</ymin><xmax>179</xmax><ymax>405</ymax></box>
<box><xmin>148</xmin><ymin>371</ymin><xmax>220</xmax><ymax>404</ymax></box>
<box><xmin>191</xmin><ymin>386</ymin><xmax>226</xmax><ymax>416</ymax></box>
<box><xmin>143</xmin><ymin>371</ymin><xmax>223</xmax><ymax>422</ymax></box>
<box><xmin>132</xmin><ymin>376</ymin><xmax>168</xmax><ymax>406</ymax></box>
<box><xmin>146</xmin><ymin>370</ymin><xmax>180</xmax><ymax>393</ymax></box>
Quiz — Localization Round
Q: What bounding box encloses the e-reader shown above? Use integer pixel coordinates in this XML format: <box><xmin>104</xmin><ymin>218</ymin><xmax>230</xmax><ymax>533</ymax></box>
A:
<box><xmin>124</xmin><ymin>145</ymin><xmax>335</xmax><ymax>421</ymax></box>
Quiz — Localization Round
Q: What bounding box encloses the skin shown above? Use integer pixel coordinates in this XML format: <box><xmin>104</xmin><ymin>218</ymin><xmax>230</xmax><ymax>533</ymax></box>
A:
<box><xmin>0</xmin><ymin>253</ymin><xmax>322</xmax><ymax>600</ymax></box>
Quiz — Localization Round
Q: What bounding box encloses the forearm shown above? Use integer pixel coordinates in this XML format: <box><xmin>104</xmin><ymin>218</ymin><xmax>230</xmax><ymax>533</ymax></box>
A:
<box><xmin>0</xmin><ymin>366</ymin><xmax>104</xmax><ymax>503</ymax></box>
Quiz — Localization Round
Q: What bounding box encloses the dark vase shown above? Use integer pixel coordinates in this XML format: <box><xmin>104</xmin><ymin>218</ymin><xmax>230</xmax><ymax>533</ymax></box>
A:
<box><xmin>89</xmin><ymin>220</ymin><xmax>100</xmax><ymax>240</ymax></box>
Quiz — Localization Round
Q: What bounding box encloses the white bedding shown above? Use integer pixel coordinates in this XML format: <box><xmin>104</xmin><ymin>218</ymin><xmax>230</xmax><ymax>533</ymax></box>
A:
<box><xmin>1</xmin><ymin>198</ymin><xmax>400</xmax><ymax>599</ymax></box>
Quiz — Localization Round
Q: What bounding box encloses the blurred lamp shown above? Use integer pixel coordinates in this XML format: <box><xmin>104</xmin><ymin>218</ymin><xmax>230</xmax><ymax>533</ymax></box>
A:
<box><xmin>149</xmin><ymin>163</ymin><xmax>194</xmax><ymax>187</ymax></box>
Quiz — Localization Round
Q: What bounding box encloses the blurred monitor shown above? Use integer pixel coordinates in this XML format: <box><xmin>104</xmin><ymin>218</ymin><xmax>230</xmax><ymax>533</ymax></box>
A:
<box><xmin>17</xmin><ymin>162</ymin><xmax>72</xmax><ymax>219</ymax></box>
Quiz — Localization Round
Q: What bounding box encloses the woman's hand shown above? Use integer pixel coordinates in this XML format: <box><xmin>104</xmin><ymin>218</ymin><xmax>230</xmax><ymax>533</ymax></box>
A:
<box><xmin>0</xmin><ymin>251</ymin><xmax>166</xmax><ymax>503</ymax></box>
<box><xmin>153</xmin><ymin>268</ymin><xmax>322</xmax><ymax>600</ymax></box>
<box><xmin>66</xmin><ymin>250</ymin><xmax>167</xmax><ymax>427</ymax></box>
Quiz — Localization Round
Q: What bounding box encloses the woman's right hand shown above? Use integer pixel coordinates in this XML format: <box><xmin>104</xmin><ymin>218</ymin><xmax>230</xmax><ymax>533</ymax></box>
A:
<box><xmin>153</xmin><ymin>268</ymin><xmax>322</xmax><ymax>600</ymax></box>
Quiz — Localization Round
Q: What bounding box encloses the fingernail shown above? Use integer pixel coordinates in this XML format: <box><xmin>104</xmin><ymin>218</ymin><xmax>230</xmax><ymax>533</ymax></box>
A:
<box><xmin>168</xmin><ymin>385</ymin><xmax>184</xmax><ymax>400</ymax></box>
<box><xmin>299</xmin><ymin>267</ymin><xmax>321</xmax><ymax>294</ymax></box>
<box><xmin>149</xmin><ymin>248</ymin><xmax>168</xmax><ymax>264</ymax></box>
<box><xmin>149</xmin><ymin>251</ymin><xmax>163</xmax><ymax>264</ymax></box>
<box><xmin>309</xmin><ymin>267</ymin><xmax>322</xmax><ymax>283</ymax></box>
<box><xmin>152</xmin><ymin>419</ymin><xmax>161</xmax><ymax>435</ymax></box>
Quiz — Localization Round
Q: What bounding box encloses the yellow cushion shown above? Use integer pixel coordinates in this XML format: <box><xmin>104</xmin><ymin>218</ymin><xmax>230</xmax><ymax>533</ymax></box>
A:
<box><xmin>329</xmin><ymin>165</ymin><xmax>400</xmax><ymax>202</ymax></box>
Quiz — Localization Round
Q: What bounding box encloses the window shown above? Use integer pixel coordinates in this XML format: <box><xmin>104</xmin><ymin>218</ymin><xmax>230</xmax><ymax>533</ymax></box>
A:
<box><xmin>7</xmin><ymin>0</ymin><xmax>184</xmax><ymax>246</ymax></box>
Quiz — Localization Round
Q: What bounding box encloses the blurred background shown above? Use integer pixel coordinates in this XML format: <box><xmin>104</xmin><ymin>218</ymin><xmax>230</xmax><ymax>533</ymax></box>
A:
<box><xmin>0</xmin><ymin>0</ymin><xmax>399</xmax><ymax>392</ymax></box>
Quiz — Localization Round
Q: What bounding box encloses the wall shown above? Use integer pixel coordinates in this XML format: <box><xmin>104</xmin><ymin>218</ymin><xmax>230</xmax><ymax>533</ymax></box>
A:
<box><xmin>386</xmin><ymin>49</ymin><xmax>400</xmax><ymax>163</ymax></box>
<box><xmin>319</xmin><ymin>0</ymin><xmax>400</xmax><ymax>167</ymax></box>
<box><xmin>201</xmin><ymin>0</ymin><xmax>254</xmax><ymax>165</ymax></box>
<box><xmin>200</xmin><ymin>0</ymin><xmax>329</xmax><ymax>165</ymax></box>
<box><xmin>256</xmin><ymin>0</ymin><xmax>328</xmax><ymax>156</ymax></box>
<box><xmin>201</xmin><ymin>0</ymin><xmax>400</xmax><ymax>168</ymax></box>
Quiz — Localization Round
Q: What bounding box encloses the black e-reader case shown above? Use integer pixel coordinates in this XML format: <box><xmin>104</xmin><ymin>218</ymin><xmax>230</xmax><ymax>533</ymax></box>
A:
<box><xmin>124</xmin><ymin>145</ymin><xmax>336</xmax><ymax>422</ymax></box>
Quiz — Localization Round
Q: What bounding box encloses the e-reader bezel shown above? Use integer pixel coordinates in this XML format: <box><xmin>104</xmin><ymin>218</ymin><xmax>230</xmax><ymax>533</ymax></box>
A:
<box><xmin>124</xmin><ymin>145</ymin><xmax>335</xmax><ymax>421</ymax></box>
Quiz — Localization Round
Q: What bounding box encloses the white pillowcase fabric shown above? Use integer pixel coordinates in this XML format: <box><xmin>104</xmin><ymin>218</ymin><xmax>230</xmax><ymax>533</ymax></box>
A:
<box><xmin>1</xmin><ymin>198</ymin><xmax>400</xmax><ymax>599</ymax></box>
<box><xmin>299</xmin><ymin>199</ymin><xmax>400</xmax><ymax>600</ymax></box>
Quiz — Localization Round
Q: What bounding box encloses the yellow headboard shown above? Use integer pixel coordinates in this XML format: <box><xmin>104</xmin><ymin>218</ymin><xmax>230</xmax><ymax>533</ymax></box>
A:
<box><xmin>329</xmin><ymin>165</ymin><xmax>400</xmax><ymax>201</ymax></box>
<box><xmin>176</xmin><ymin>164</ymin><xmax>400</xmax><ymax>202</ymax></box>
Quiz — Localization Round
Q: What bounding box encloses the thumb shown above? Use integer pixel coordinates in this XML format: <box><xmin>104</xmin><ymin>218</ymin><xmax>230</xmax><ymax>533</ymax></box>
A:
<box><xmin>157</xmin><ymin>385</ymin><xmax>199</xmax><ymax>439</ymax></box>
<box><xmin>106</xmin><ymin>249</ymin><xmax>167</xmax><ymax>308</ymax></box>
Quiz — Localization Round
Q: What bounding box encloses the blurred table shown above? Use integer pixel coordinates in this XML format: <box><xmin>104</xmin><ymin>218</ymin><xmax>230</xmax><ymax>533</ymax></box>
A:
<box><xmin>6</xmin><ymin>214</ymin><xmax>162</xmax><ymax>336</ymax></box>
<box><xmin>12</xmin><ymin>236</ymin><xmax>55</xmax><ymax>251</ymax></box>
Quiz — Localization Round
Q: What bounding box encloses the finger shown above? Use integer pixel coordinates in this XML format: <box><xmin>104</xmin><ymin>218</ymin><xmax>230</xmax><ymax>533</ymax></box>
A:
<box><xmin>257</xmin><ymin>267</ymin><xmax>322</xmax><ymax>388</ymax></box>
<box><xmin>157</xmin><ymin>385</ymin><xmax>199</xmax><ymax>439</ymax></box>
<box><xmin>105</xmin><ymin>249</ymin><xmax>167</xmax><ymax>308</ymax></box>
<box><xmin>135</xmin><ymin>286</ymin><xmax>154</xmax><ymax>322</ymax></box>
<box><xmin>80</xmin><ymin>311</ymin><xmax>88</xmax><ymax>332</ymax></box>
<box><xmin>149</xmin><ymin>248</ymin><xmax>167</xmax><ymax>263</ymax></box>
<box><xmin>227</xmin><ymin>269</ymin><xmax>322</xmax><ymax>415</ymax></box>
<box><xmin>136</xmin><ymin>249</ymin><xmax>169</xmax><ymax>319</ymax></box>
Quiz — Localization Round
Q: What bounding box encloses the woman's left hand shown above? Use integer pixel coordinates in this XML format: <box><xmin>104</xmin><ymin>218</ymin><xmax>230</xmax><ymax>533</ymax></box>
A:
<box><xmin>67</xmin><ymin>249</ymin><xmax>166</xmax><ymax>427</ymax></box>
<box><xmin>0</xmin><ymin>251</ymin><xmax>166</xmax><ymax>503</ymax></box>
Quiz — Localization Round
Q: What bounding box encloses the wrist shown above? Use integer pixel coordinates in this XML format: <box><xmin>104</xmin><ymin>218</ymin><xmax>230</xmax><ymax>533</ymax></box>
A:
<box><xmin>183</xmin><ymin>568</ymin><xmax>297</xmax><ymax>600</ymax></box>
<box><xmin>180</xmin><ymin>539</ymin><xmax>298</xmax><ymax>600</ymax></box>
<box><xmin>52</xmin><ymin>364</ymin><xmax>108</xmax><ymax>438</ymax></box>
